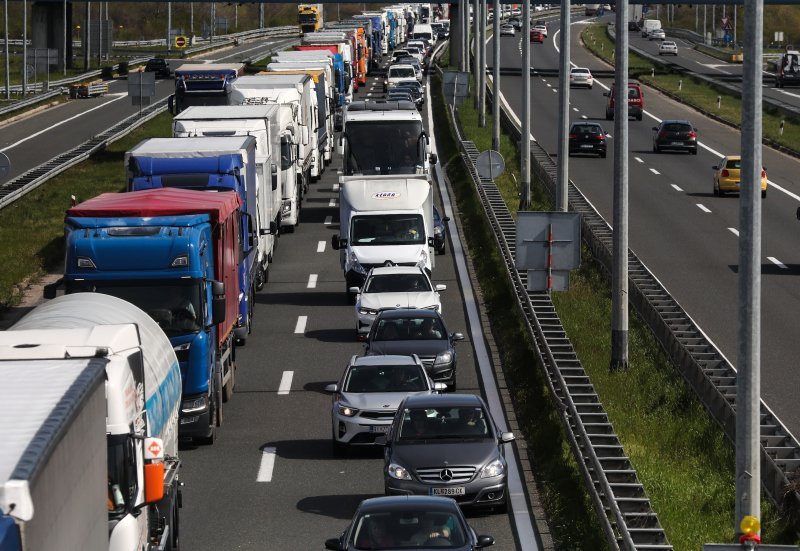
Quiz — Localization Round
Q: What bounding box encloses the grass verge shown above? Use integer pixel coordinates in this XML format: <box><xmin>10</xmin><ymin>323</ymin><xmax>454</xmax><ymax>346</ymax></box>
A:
<box><xmin>581</xmin><ymin>23</ymin><xmax>800</xmax><ymax>152</ymax></box>
<box><xmin>0</xmin><ymin>112</ymin><xmax>173</xmax><ymax>308</ymax></box>
<box><xmin>434</xmin><ymin>64</ymin><xmax>799</xmax><ymax>548</ymax></box>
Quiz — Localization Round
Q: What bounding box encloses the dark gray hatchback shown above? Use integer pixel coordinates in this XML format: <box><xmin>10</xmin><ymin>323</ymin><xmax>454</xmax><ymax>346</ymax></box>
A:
<box><xmin>568</xmin><ymin>122</ymin><xmax>608</xmax><ymax>158</ymax></box>
<box><xmin>378</xmin><ymin>394</ymin><xmax>515</xmax><ymax>512</ymax></box>
<box><xmin>652</xmin><ymin>120</ymin><xmax>698</xmax><ymax>154</ymax></box>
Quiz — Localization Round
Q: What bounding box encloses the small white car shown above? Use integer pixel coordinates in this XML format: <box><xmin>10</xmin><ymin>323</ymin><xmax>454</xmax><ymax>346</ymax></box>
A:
<box><xmin>353</xmin><ymin>266</ymin><xmax>445</xmax><ymax>337</ymax></box>
<box><xmin>659</xmin><ymin>40</ymin><xmax>678</xmax><ymax>55</ymax></box>
<box><xmin>533</xmin><ymin>24</ymin><xmax>548</xmax><ymax>37</ymax></box>
<box><xmin>500</xmin><ymin>24</ymin><xmax>516</xmax><ymax>37</ymax></box>
<box><xmin>569</xmin><ymin>67</ymin><xmax>594</xmax><ymax>89</ymax></box>
<box><xmin>649</xmin><ymin>28</ymin><xmax>666</xmax><ymax>40</ymax></box>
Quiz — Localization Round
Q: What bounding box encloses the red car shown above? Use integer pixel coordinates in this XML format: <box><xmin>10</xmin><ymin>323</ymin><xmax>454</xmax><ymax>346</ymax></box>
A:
<box><xmin>530</xmin><ymin>30</ymin><xmax>545</xmax><ymax>43</ymax></box>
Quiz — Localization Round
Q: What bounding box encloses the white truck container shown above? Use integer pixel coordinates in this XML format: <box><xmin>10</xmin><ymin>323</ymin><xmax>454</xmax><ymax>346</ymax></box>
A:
<box><xmin>331</xmin><ymin>176</ymin><xmax>434</xmax><ymax>301</ymax></box>
<box><xmin>230</xmin><ymin>74</ymin><xmax>320</xmax><ymax>185</ymax></box>
<box><xmin>303</xmin><ymin>32</ymin><xmax>357</xmax><ymax>95</ymax></box>
<box><xmin>0</xmin><ymin>293</ymin><xmax>182</xmax><ymax>551</ymax></box>
<box><xmin>172</xmin><ymin>105</ymin><xmax>283</xmax><ymax>288</ymax></box>
<box><xmin>265</xmin><ymin>62</ymin><xmax>335</xmax><ymax>165</ymax></box>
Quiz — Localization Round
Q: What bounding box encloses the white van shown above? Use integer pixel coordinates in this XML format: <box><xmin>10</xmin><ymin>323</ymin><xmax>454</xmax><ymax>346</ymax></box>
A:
<box><xmin>641</xmin><ymin>19</ymin><xmax>662</xmax><ymax>38</ymax></box>
<box><xmin>411</xmin><ymin>23</ymin><xmax>436</xmax><ymax>45</ymax></box>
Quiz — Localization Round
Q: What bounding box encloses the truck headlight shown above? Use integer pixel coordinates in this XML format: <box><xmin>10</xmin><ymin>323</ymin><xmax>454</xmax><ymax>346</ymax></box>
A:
<box><xmin>434</xmin><ymin>351</ymin><xmax>452</xmax><ymax>366</ymax></box>
<box><xmin>282</xmin><ymin>199</ymin><xmax>293</xmax><ymax>215</ymax></box>
<box><xmin>182</xmin><ymin>395</ymin><xmax>208</xmax><ymax>415</ymax></box>
<box><xmin>480</xmin><ymin>458</ymin><xmax>505</xmax><ymax>478</ymax></box>
<box><xmin>416</xmin><ymin>249</ymin><xmax>428</xmax><ymax>269</ymax></box>
<box><xmin>347</xmin><ymin>252</ymin><xmax>366</xmax><ymax>275</ymax></box>
<box><xmin>387</xmin><ymin>463</ymin><xmax>412</xmax><ymax>480</ymax></box>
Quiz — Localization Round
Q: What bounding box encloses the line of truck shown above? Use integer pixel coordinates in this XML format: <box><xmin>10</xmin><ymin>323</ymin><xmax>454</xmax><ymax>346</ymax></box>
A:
<box><xmin>0</xmin><ymin>4</ymin><xmax>441</xmax><ymax>549</ymax></box>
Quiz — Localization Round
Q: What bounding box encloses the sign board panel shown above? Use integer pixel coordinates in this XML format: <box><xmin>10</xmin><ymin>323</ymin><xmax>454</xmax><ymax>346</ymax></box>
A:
<box><xmin>515</xmin><ymin>211</ymin><xmax>581</xmax><ymax>271</ymax></box>
<box><xmin>476</xmin><ymin>150</ymin><xmax>505</xmax><ymax>180</ymax></box>
<box><xmin>128</xmin><ymin>71</ymin><xmax>156</xmax><ymax>108</ymax></box>
<box><xmin>527</xmin><ymin>269</ymin><xmax>570</xmax><ymax>292</ymax></box>
<box><xmin>443</xmin><ymin>70</ymin><xmax>470</xmax><ymax>106</ymax></box>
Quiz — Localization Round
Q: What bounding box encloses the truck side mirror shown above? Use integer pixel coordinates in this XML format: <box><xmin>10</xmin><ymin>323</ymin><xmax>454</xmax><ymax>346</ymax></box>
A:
<box><xmin>143</xmin><ymin>462</ymin><xmax>165</xmax><ymax>504</ymax></box>
<box><xmin>332</xmin><ymin>235</ymin><xmax>340</xmax><ymax>250</ymax></box>
<box><xmin>428</xmin><ymin>237</ymin><xmax>435</xmax><ymax>247</ymax></box>
<box><xmin>271</xmin><ymin>164</ymin><xmax>278</xmax><ymax>191</ymax></box>
<box><xmin>211</xmin><ymin>280</ymin><xmax>226</xmax><ymax>325</ymax></box>
<box><xmin>270</xmin><ymin>221</ymin><xmax>279</xmax><ymax>235</ymax></box>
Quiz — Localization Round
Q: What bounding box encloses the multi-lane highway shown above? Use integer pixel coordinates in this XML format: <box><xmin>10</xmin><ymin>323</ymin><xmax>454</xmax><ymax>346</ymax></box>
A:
<box><xmin>491</xmin><ymin>16</ymin><xmax>800</xmax><ymax>439</ymax></box>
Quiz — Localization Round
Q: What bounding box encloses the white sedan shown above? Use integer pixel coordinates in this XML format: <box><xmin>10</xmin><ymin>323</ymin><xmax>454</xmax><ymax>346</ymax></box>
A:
<box><xmin>500</xmin><ymin>24</ymin><xmax>516</xmax><ymax>37</ymax></box>
<box><xmin>353</xmin><ymin>266</ymin><xmax>445</xmax><ymax>338</ymax></box>
<box><xmin>659</xmin><ymin>40</ymin><xmax>678</xmax><ymax>55</ymax></box>
<box><xmin>569</xmin><ymin>67</ymin><xmax>594</xmax><ymax>89</ymax></box>
<box><xmin>533</xmin><ymin>24</ymin><xmax>548</xmax><ymax>37</ymax></box>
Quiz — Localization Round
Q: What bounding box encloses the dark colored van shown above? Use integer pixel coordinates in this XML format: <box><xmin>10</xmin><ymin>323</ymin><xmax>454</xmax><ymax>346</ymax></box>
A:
<box><xmin>604</xmin><ymin>82</ymin><xmax>643</xmax><ymax>120</ymax></box>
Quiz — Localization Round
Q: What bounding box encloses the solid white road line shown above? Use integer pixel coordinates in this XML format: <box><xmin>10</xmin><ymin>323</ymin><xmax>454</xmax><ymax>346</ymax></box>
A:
<box><xmin>650</xmin><ymin>168</ymin><xmax>660</xmax><ymax>175</ymax></box>
<box><xmin>329</xmin><ymin>198</ymin><xmax>337</xmax><ymax>207</ymax></box>
<box><xmin>768</xmin><ymin>257</ymin><xmax>788</xmax><ymax>269</ymax></box>
<box><xmin>307</xmin><ymin>274</ymin><xmax>318</xmax><ymax>289</ymax></box>
<box><xmin>729</xmin><ymin>227</ymin><xmax>740</xmax><ymax>237</ymax></box>
<box><xmin>580</xmin><ymin>115</ymin><xmax>588</xmax><ymax>120</ymax></box>
<box><xmin>278</xmin><ymin>371</ymin><xmax>294</xmax><ymax>395</ymax></box>
<box><xmin>294</xmin><ymin>316</ymin><xmax>307</xmax><ymax>334</ymax></box>
<box><xmin>324</xmin><ymin>215</ymin><xmax>333</xmax><ymax>225</ymax></box>
<box><xmin>317</xmin><ymin>240</ymin><xmax>326</xmax><ymax>253</ymax></box>
<box><xmin>634</xmin><ymin>157</ymin><xmax>644</xmax><ymax>163</ymax></box>
<box><xmin>256</xmin><ymin>447</ymin><xmax>277</xmax><ymax>482</ymax></box>
<box><xmin>671</xmin><ymin>184</ymin><xmax>683</xmax><ymax>192</ymax></box>
<box><xmin>697</xmin><ymin>203</ymin><xmax>711</xmax><ymax>213</ymax></box>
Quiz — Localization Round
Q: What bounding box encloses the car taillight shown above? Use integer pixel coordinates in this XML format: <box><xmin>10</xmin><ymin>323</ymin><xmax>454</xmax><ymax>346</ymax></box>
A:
<box><xmin>761</xmin><ymin>169</ymin><xmax>766</xmax><ymax>178</ymax></box>
<box><xmin>721</xmin><ymin>169</ymin><xmax>729</xmax><ymax>177</ymax></box>
<box><xmin>688</xmin><ymin>131</ymin><xmax>697</xmax><ymax>138</ymax></box>
<box><xmin>596</xmin><ymin>134</ymin><xmax>604</xmax><ymax>140</ymax></box>
<box><xmin>569</xmin><ymin>133</ymin><xmax>577</xmax><ymax>139</ymax></box>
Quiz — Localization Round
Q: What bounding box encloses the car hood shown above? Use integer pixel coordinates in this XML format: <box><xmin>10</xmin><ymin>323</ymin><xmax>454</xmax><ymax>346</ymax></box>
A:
<box><xmin>369</xmin><ymin>340</ymin><xmax>450</xmax><ymax>356</ymax></box>
<box><xmin>361</xmin><ymin>292</ymin><xmax>439</xmax><ymax>310</ymax></box>
<box><xmin>340</xmin><ymin>390</ymin><xmax>432</xmax><ymax>410</ymax></box>
<box><xmin>390</xmin><ymin>439</ymin><xmax>499</xmax><ymax>471</ymax></box>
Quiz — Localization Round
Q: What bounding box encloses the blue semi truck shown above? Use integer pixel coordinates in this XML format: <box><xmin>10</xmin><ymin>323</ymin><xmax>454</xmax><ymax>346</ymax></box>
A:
<box><xmin>125</xmin><ymin>136</ymin><xmax>259</xmax><ymax>345</ymax></box>
<box><xmin>46</xmin><ymin>188</ymin><xmax>243</xmax><ymax>444</ymax></box>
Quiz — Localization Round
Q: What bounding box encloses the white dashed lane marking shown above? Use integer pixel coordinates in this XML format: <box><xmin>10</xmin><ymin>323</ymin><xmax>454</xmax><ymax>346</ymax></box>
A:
<box><xmin>671</xmin><ymin>184</ymin><xmax>683</xmax><ymax>192</ymax></box>
<box><xmin>324</xmin><ymin>215</ymin><xmax>333</xmax><ymax>225</ymax></box>
<box><xmin>729</xmin><ymin>228</ymin><xmax>740</xmax><ymax>237</ymax></box>
<box><xmin>768</xmin><ymin>257</ymin><xmax>788</xmax><ymax>269</ymax></box>
<box><xmin>697</xmin><ymin>204</ymin><xmax>711</xmax><ymax>213</ymax></box>
<box><xmin>256</xmin><ymin>448</ymin><xmax>277</xmax><ymax>482</ymax></box>
<box><xmin>278</xmin><ymin>371</ymin><xmax>294</xmax><ymax>395</ymax></box>
<box><xmin>307</xmin><ymin>274</ymin><xmax>318</xmax><ymax>289</ymax></box>
<box><xmin>650</xmin><ymin>168</ymin><xmax>660</xmax><ymax>175</ymax></box>
<box><xmin>329</xmin><ymin>198</ymin><xmax>337</xmax><ymax>207</ymax></box>
<box><xmin>634</xmin><ymin>157</ymin><xmax>644</xmax><ymax>163</ymax></box>
<box><xmin>294</xmin><ymin>316</ymin><xmax>307</xmax><ymax>334</ymax></box>
<box><xmin>317</xmin><ymin>241</ymin><xmax>326</xmax><ymax>253</ymax></box>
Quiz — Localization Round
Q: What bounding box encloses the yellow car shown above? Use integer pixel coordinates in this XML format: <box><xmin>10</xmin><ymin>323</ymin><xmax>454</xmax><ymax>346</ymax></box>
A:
<box><xmin>712</xmin><ymin>155</ymin><xmax>767</xmax><ymax>198</ymax></box>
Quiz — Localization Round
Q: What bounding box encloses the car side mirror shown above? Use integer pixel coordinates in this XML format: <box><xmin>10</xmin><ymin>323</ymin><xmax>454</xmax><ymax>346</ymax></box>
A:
<box><xmin>603</xmin><ymin>92</ymin><xmax>609</xmax><ymax>96</ymax></box>
<box><xmin>443</xmin><ymin>216</ymin><xmax>450</xmax><ymax>223</ymax></box>
<box><xmin>711</xmin><ymin>165</ymin><xmax>718</xmax><ymax>170</ymax></box>
<box><xmin>348</xmin><ymin>286</ymin><xmax>361</xmax><ymax>294</ymax></box>
<box><xmin>433</xmin><ymin>382</ymin><xmax>448</xmax><ymax>392</ymax></box>
<box><xmin>500</xmin><ymin>431</ymin><xmax>515</xmax><ymax>443</ymax></box>
<box><xmin>452</xmin><ymin>332</ymin><xmax>465</xmax><ymax>341</ymax></box>
<box><xmin>428</xmin><ymin>237</ymin><xmax>435</xmax><ymax>247</ymax></box>
<box><xmin>476</xmin><ymin>535</ymin><xmax>495</xmax><ymax>548</ymax></box>
<box><xmin>324</xmin><ymin>383</ymin><xmax>338</xmax><ymax>393</ymax></box>
<box><xmin>651</xmin><ymin>126</ymin><xmax>658</xmax><ymax>131</ymax></box>
<box><xmin>332</xmin><ymin>235</ymin><xmax>340</xmax><ymax>250</ymax></box>
<box><xmin>325</xmin><ymin>538</ymin><xmax>342</xmax><ymax>551</ymax></box>
<box><xmin>796</xmin><ymin>206</ymin><xmax>800</xmax><ymax>221</ymax></box>
<box><xmin>435</xmin><ymin>284</ymin><xmax>447</xmax><ymax>292</ymax></box>
<box><xmin>270</xmin><ymin>221</ymin><xmax>278</xmax><ymax>235</ymax></box>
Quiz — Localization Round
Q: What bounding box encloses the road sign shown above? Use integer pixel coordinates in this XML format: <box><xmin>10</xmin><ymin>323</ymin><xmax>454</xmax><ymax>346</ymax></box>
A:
<box><xmin>515</xmin><ymin>212</ymin><xmax>581</xmax><ymax>292</ymax></box>
<box><xmin>175</xmin><ymin>35</ymin><xmax>188</xmax><ymax>48</ymax></box>
<box><xmin>0</xmin><ymin>152</ymin><xmax>11</xmax><ymax>183</ymax></box>
<box><xmin>476</xmin><ymin>150</ymin><xmax>505</xmax><ymax>180</ymax></box>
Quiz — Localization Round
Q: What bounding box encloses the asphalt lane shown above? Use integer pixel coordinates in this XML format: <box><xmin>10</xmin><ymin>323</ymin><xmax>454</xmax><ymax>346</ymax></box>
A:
<box><xmin>177</xmin><ymin>68</ymin><xmax>520</xmax><ymax>549</ymax></box>
<box><xmin>0</xmin><ymin>36</ymin><xmax>296</xmax><ymax>182</ymax></box>
<box><xmin>491</xmin><ymin>18</ymin><xmax>800</xmax><ymax>436</ymax></box>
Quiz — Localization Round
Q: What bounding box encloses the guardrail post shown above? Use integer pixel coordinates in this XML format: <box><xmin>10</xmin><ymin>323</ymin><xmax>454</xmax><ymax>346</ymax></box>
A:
<box><xmin>717</xmin><ymin>95</ymin><xmax>721</xmax><ymax>110</ymax></box>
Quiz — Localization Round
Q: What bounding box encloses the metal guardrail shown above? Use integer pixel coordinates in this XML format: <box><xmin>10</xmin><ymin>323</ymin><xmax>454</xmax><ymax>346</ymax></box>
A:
<box><xmin>0</xmin><ymin>97</ymin><xmax>167</xmax><ymax>210</ymax></box>
<box><xmin>0</xmin><ymin>88</ymin><xmax>65</xmax><ymax>118</ymax></box>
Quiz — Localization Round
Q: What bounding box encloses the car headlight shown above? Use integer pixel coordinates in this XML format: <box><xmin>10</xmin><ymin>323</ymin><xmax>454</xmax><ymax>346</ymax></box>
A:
<box><xmin>416</xmin><ymin>249</ymin><xmax>428</xmax><ymax>269</ymax></box>
<box><xmin>480</xmin><ymin>458</ymin><xmax>506</xmax><ymax>478</ymax></box>
<box><xmin>358</xmin><ymin>307</ymin><xmax>379</xmax><ymax>315</ymax></box>
<box><xmin>434</xmin><ymin>351</ymin><xmax>453</xmax><ymax>366</ymax></box>
<box><xmin>387</xmin><ymin>463</ymin><xmax>412</xmax><ymax>480</ymax></box>
<box><xmin>338</xmin><ymin>405</ymin><xmax>360</xmax><ymax>417</ymax></box>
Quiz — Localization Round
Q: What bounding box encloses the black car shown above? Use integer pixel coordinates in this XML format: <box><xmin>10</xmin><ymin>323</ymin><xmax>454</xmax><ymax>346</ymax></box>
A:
<box><xmin>324</xmin><ymin>495</ymin><xmax>495</xmax><ymax>550</ymax></box>
<box><xmin>628</xmin><ymin>20</ymin><xmax>640</xmax><ymax>31</ymax></box>
<box><xmin>568</xmin><ymin>122</ymin><xmax>608</xmax><ymax>158</ymax></box>
<box><xmin>433</xmin><ymin>204</ymin><xmax>449</xmax><ymax>255</ymax></box>
<box><xmin>652</xmin><ymin>120</ymin><xmax>698</xmax><ymax>154</ymax></box>
<box><xmin>379</xmin><ymin>394</ymin><xmax>515</xmax><ymax>512</ymax></box>
<box><xmin>390</xmin><ymin>80</ymin><xmax>424</xmax><ymax>107</ymax></box>
<box><xmin>144</xmin><ymin>58</ymin><xmax>171</xmax><ymax>78</ymax></box>
<box><xmin>507</xmin><ymin>16</ymin><xmax>522</xmax><ymax>29</ymax></box>
<box><xmin>365</xmin><ymin>309</ymin><xmax>464</xmax><ymax>390</ymax></box>
<box><xmin>387</xmin><ymin>90</ymin><xmax>415</xmax><ymax>104</ymax></box>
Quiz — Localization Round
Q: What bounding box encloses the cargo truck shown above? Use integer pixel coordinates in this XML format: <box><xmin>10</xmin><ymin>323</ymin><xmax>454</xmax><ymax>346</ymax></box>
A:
<box><xmin>298</xmin><ymin>3</ymin><xmax>323</xmax><ymax>34</ymax></box>
<box><xmin>125</xmin><ymin>136</ymin><xmax>258</xmax><ymax>345</ymax></box>
<box><xmin>304</xmin><ymin>31</ymin><xmax>360</xmax><ymax>91</ymax></box>
<box><xmin>0</xmin><ymin>293</ymin><xmax>182</xmax><ymax>550</ymax></box>
<box><xmin>331</xmin><ymin>176</ymin><xmax>435</xmax><ymax>302</ymax></box>
<box><xmin>47</xmin><ymin>188</ymin><xmax>241</xmax><ymax>444</ymax></box>
<box><xmin>172</xmin><ymin>105</ymin><xmax>283</xmax><ymax>290</ymax></box>
<box><xmin>294</xmin><ymin>44</ymin><xmax>350</xmax><ymax>107</ymax></box>
<box><xmin>168</xmin><ymin>63</ymin><xmax>245</xmax><ymax>115</ymax></box>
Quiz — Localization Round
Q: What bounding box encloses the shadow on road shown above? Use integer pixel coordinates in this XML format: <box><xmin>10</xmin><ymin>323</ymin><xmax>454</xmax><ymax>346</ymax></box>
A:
<box><xmin>256</xmin><ymin>291</ymin><xmax>348</xmax><ymax>308</ymax></box>
<box><xmin>297</xmin><ymin>493</ymin><xmax>381</xmax><ymax>520</ymax></box>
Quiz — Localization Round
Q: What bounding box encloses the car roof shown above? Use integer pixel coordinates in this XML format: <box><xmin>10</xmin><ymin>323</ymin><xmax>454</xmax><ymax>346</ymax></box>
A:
<box><xmin>389</xmin><ymin>64</ymin><xmax>416</xmax><ymax>70</ymax></box>
<box><xmin>571</xmin><ymin>67</ymin><xmax>590</xmax><ymax>71</ymax></box>
<box><xmin>352</xmin><ymin>354</ymin><xmax>420</xmax><ymax>367</ymax></box>
<box><xmin>369</xmin><ymin>266</ymin><xmax>426</xmax><ymax>276</ymax></box>
<box><xmin>660</xmin><ymin>119</ymin><xmax>692</xmax><ymax>125</ymax></box>
<box><xmin>357</xmin><ymin>495</ymin><xmax>460</xmax><ymax>514</ymax></box>
<box><xmin>376</xmin><ymin>308</ymin><xmax>441</xmax><ymax>320</ymax></box>
<box><xmin>401</xmin><ymin>393</ymin><xmax>484</xmax><ymax>409</ymax></box>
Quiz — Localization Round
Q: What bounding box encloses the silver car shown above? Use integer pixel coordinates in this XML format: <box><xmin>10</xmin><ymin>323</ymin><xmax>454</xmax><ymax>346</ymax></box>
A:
<box><xmin>352</xmin><ymin>266</ymin><xmax>445</xmax><ymax>338</ymax></box>
<box><xmin>379</xmin><ymin>394</ymin><xmax>515</xmax><ymax>512</ymax></box>
<box><xmin>326</xmin><ymin>355</ymin><xmax>446</xmax><ymax>454</ymax></box>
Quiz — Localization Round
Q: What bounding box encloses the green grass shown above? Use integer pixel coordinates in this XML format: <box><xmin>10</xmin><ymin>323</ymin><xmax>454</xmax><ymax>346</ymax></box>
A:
<box><xmin>436</xmin><ymin>55</ymin><xmax>800</xmax><ymax>548</ymax></box>
<box><xmin>0</xmin><ymin>112</ymin><xmax>173</xmax><ymax>308</ymax></box>
<box><xmin>581</xmin><ymin>23</ymin><xmax>800</xmax><ymax>153</ymax></box>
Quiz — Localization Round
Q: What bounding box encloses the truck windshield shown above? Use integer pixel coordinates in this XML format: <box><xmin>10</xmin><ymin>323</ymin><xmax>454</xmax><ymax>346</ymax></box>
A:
<box><xmin>344</xmin><ymin>121</ymin><xmax>424</xmax><ymax>175</ymax></box>
<box><xmin>351</xmin><ymin>214</ymin><xmax>425</xmax><ymax>246</ymax></box>
<box><xmin>69</xmin><ymin>281</ymin><xmax>204</xmax><ymax>336</ymax></box>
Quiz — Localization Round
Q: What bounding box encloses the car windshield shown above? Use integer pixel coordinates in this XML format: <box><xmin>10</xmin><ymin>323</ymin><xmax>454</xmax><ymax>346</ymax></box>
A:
<box><xmin>350</xmin><ymin>511</ymin><xmax>467</xmax><ymax>549</ymax></box>
<box><xmin>364</xmin><ymin>273</ymin><xmax>432</xmax><ymax>293</ymax></box>
<box><xmin>373</xmin><ymin>317</ymin><xmax>445</xmax><ymax>341</ymax></box>
<box><xmin>343</xmin><ymin>364</ymin><xmax>427</xmax><ymax>393</ymax></box>
<box><xmin>398</xmin><ymin>407</ymin><xmax>491</xmax><ymax>440</ymax></box>
<box><xmin>389</xmin><ymin>67</ymin><xmax>416</xmax><ymax>79</ymax></box>
<box><xmin>344</xmin><ymin>120</ymin><xmax>425</xmax><ymax>175</ymax></box>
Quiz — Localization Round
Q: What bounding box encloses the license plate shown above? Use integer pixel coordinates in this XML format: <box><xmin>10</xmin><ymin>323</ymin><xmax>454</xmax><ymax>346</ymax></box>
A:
<box><xmin>369</xmin><ymin>425</ymin><xmax>390</xmax><ymax>433</ymax></box>
<box><xmin>430</xmin><ymin>487</ymin><xmax>465</xmax><ymax>496</ymax></box>
<box><xmin>671</xmin><ymin>142</ymin><xmax>683</xmax><ymax>146</ymax></box>
<box><xmin>581</xmin><ymin>144</ymin><xmax>594</xmax><ymax>149</ymax></box>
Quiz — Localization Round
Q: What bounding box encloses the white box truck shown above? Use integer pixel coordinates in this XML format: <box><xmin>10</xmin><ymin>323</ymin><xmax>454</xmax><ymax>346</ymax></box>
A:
<box><xmin>172</xmin><ymin>105</ymin><xmax>283</xmax><ymax>288</ymax></box>
<box><xmin>0</xmin><ymin>293</ymin><xmax>182</xmax><ymax>551</ymax></box>
<box><xmin>331</xmin><ymin>176</ymin><xmax>435</xmax><ymax>301</ymax></box>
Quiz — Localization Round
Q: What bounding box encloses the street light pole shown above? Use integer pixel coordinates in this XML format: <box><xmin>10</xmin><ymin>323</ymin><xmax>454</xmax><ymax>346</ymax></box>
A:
<box><xmin>521</xmin><ymin>0</ymin><xmax>530</xmax><ymax>209</ymax></box>
<box><xmin>556</xmin><ymin>0</ymin><xmax>571</xmax><ymax>212</ymax></box>
<box><xmin>478</xmin><ymin>0</ymin><xmax>486</xmax><ymax>127</ymax></box>
<box><xmin>4</xmin><ymin>0</ymin><xmax>10</xmax><ymax>99</ymax></box>
<box><xmin>492</xmin><ymin>0</ymin><xmax>500</xmax><ymax>150</ymax></box>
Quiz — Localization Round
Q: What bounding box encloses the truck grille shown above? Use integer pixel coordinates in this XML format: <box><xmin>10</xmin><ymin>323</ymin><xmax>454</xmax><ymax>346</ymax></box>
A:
<box><xmin>416</xmin><ymin>466</ymin><xmax>476</xmax><ymax>483</ymax></box>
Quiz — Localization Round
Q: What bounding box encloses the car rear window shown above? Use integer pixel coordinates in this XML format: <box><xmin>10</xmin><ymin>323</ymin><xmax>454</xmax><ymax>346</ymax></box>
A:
<box><xmin>573</xmin><ymin>68</ymin><xmax>589</xmax><ymax>74</ymax></box>
<box><xmin>725</xmin><ymin>159</ymin><xmax>742</xmax><ymax>169</ymax></box>
<box><xmin>663</xmin><ymin>123</ymin><xmax>691</xmax><ymax>132</ymax></box>
<box><xmin>628</xmin><ymin>87</ymin><xmax>641</xmax><ymax>99</ymax></box>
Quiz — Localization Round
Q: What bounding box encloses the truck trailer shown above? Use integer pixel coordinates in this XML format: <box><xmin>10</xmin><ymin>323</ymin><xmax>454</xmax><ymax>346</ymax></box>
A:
<box><xmin>0</xmin><ymin>293</ymin><xmax>182</xmax><ymax>550</ymax></box>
